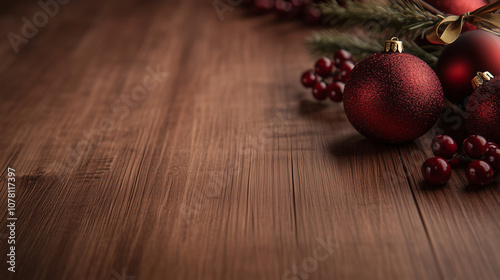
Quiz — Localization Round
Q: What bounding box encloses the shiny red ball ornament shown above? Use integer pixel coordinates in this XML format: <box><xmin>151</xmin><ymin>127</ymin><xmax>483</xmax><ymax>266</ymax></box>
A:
<box><xmin>437</xmin><ymin>31</ymin><xmax>500</xmax><ymax>103</ymax></box>
<box><xmin>424</xmin><ymin>0</ymin><xmax>487</xmax><ymax>19</ymax></box>
<box><xmin>422</xmin><ymin>157</ymin><xmax>452</xmax><ymax>185</ymax></box>
<box><xmin>465</xmin><ymin>73</ymin><xmax>500</xmax><ymax>144</ymax></box>
<box><xmin>343</xmin><ymin>38</ymin><xmax>443</xmax><ymax>143</ymax></box>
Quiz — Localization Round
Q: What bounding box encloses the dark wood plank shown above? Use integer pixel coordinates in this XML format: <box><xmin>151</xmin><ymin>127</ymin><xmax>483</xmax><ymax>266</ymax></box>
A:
<box><xmin>0</xmin><ymin>0</ymin><xmax>497</xmax><ymax>279</ymax></box>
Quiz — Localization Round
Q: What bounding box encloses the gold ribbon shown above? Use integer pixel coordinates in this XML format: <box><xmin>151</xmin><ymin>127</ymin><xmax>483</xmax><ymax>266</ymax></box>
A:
<box><xmin>425</xmin><ymin>0</ymin><xmax>500</xmax><ymax>45</ymax></box>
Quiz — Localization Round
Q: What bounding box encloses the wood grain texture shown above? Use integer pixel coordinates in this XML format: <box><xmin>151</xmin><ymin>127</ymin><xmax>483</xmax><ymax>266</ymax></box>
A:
<box><xmin>0</xmin><ymin>0</ymin><xmax>499</xmax><ymax>279</ymax></box>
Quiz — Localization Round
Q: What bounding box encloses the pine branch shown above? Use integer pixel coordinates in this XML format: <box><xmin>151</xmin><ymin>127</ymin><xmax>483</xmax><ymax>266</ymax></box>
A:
<box><xmin>318</xmin><ymin>0</ymin><xmax>443</xmax><ymax>40</ymax></box>
<box><xmin>306</xmin><ymin>30</ymin><xmax>441</xmax><ymax>68</ymax></box>
<box><xmin>307</xmin><ymin>31</ymin><xmax>382</xmax><ymax>60</ymax></box>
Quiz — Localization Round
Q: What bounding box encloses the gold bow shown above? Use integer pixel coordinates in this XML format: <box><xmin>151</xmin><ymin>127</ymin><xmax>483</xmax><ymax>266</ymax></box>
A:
<box><xmin>425</xmin><ymin>0</ymin><xmax>500</xmax><ymax>45</ymax></box>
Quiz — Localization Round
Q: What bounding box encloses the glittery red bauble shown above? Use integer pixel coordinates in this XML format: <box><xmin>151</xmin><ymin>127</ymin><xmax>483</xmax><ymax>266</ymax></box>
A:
<box><xmin>424</xmin><ymin>0</ymin><xmax>486</xmax><ymax>16</ymax></box>
<box><xmin>465</xmin><ymin>77</ymin><xmax>500</xmax><ymax>144</ymax></box>
<box><xmin>343</xmin><ymin>52</ymin><xmax>443</xmax><ymax>143</ymax></box>
<box><xmin>437</xmin><ymin>31</ymin><xmax>500</xmax><ymax>103</ymax></box>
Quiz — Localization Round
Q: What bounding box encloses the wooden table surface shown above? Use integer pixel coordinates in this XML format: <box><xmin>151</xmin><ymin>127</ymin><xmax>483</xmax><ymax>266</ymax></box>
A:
<box><xmin>1</xmin><ymin>0</ymin><xmax>499</xmax><ymax>279</ymax></box>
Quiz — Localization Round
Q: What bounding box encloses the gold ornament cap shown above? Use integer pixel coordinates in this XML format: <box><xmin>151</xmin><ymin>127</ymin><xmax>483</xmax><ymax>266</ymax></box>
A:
<box><xmin>471</xmin><ymin>71</ymin><xmax>494</xmax><ymax>89</ymax></box>
<box><xmin>384</xmin><ymin>37</ymin><xmax>403</xmax><ymax>53</ymax></box>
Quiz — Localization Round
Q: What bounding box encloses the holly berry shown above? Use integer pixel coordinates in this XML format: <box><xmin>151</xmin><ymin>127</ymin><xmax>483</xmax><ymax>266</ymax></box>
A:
<box><xmin>332</xmin><ymin>73</ymin><xmax>342</xmax><ymax>82</ymax></box>
<box><xmin>254</xmin><ymin>0</ymin><xmax>274</xmax><ymax>12</ymax></box>
<box><xmin>466</xmin><ymin>160</ymin><xmax>494</xmax><ymax>186</ymax></box>
<box><xmin>290</xmin><ymin>0</ymin><xmax>304</xmax><ymax>8</ymax></box>
<box><xmin>301</xmin><ymin>70</ymin><xmax>318</xmax><ymax>88</ymax></box>
<box><xmin>485</xmin><ymin>148</ymin><xmax>500</xmax><ymax>170</ymax></box>
<box><xmin>462</xmin><ymin>135</ymin><xmax>488</xmax><ymax>158</ymax></box>
<box><xmin>315</xmin><ymin>57</ymin><xmax>334</xmax><ymax>77</ymax></box>
<box><xmin>334</xmin><ymin>50</ymin><xmax>353</xmax><ymax>67</ymax></box>
<box><xmin>302</xmin><ymin>51</ymin><xmax>353</xmax><ymax>102</ymax></box>
<box><xmin>431</xmin><ymin>135</ymin><xmax>457</xmax><ymax>159</ymax></box>
<box><xmin>339</xmin><ymin>60</ymin><xmax>355</xmax><ymax>83</ymax></box>
<box><xmin>274</xmin><ymin>0</ymin><xmax>293</xmax><ymax>14</ymax></box>
<box><xmin>326</xmin><ymin>81</ymin><xmax>345</xmax><ymax>102</ymax></box>
<box><xmin>304</xmin><ymin>6</ymin><xmax>321</xmax><ymax>25</ymax></box>
<box><xmin>487</xmin><ymin>142</ymin><xmax>499</xmax><ymax>152</ymax></box>
<box><xmin>312</xmin><ymin>82</ymin><xmax>327</xmax><ymax>100</ymax></box>
<box><xmin>421</xmin><ymin>157</ymin><xmax>452</xmax><ymax>185</ymax></box>
<box><xmin>448</xmin><ymin>157</ymin><xmax>463</xmax><ymax>169</ymax></box>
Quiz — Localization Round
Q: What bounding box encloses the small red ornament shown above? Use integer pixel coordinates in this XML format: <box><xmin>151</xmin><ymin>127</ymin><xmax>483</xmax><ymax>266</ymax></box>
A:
<box><xmin>343</xmin><ymin>37</ymin><xmax>443</xmax><ymax>143</ymax></box>
<box><xmin>437</xmin><ymin>31</ymin><xmax>500</xmax><ymax>103</ymax></box>
<box><xmin>465</xmin><ymin>72</ymin><xmax>500</xmax><ymax>144</ymax></box>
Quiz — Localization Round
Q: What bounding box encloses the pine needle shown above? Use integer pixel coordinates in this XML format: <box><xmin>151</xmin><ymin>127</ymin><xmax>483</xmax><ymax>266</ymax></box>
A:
<box><xmin>306</xmin><ymin>30</ymin><xmax>441</xmax><ymax>68</ymax></box>
<box><xmin>318</xmin><ymin>0</ymin><xmax>443</xmax><ymax>40</ymax></box>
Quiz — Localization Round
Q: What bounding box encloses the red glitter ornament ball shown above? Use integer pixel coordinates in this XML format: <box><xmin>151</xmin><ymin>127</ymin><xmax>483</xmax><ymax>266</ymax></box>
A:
<box><xmin>465</xmin><ymin>73</ymin><xmax>500</xmax><ymax>144</ymax></box>
<box><xmin>437</xmin><ymin>31</ymin><xmax>500</xmax><ymax>103</ymax></box>
<box><xmin>343</xmin><ymin>38</ymin><xmax>443</xmax><ymax>143</ymax></box>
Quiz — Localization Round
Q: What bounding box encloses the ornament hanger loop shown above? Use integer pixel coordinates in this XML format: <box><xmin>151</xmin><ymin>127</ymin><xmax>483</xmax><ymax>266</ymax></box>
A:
<box><xmin>471</xmin><ymin>71</ymin><xmax>495</xmax><ymax>89</ymax></box>
<box><xmin>384</xmin><ymin>37</ymin><xmax>403</xmax><ymax>53</ymax></box>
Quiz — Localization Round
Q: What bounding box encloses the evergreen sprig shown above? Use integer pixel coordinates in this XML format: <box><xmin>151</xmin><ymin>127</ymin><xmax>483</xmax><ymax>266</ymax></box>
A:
<box><xmin>318</xmin><ymin>0</ymin><xmax>443</xmax><ymax>40</ymax></box>
<box><xmin>306</xmin><ymin>30</ymin><xmax>442</xmax><ymax>68</ymax></box>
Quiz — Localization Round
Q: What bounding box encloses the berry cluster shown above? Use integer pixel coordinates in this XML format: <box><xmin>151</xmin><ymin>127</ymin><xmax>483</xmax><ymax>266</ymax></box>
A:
<box><xmin>250</xmin><ymin>0</ymin><xmax>325</xmax><ymax>24</ymax></box>
<box><xmin>422</xmin><ymin>135</ymin><xmax>500</xmax><ymax>187</ymax></box>
<box><xmin>300</xmin><ymin>51</ymin><xmax>355</xmax><ymax>102</ymax></box>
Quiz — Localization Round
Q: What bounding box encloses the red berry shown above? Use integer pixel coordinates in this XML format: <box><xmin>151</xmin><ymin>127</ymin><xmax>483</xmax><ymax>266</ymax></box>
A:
<box><xmin>421</xmin><ymin>157</ymin><xmax>452</xmax><ymax>185</ymax></box>
<box><xmin>332</xmin><ymin>73</ymin><xmax>342</xmax><ymax>82</ymax></box>
<box><xmin>301</xmin><ymin>70</ymin><xmax>318</xmax><ymax>88</ymax></box>
<box><xmin>449</xmin><ymin>157</ymin><xmax>462</xmax><ymax>168</ymax></box>
<box><xmin>487</xmin><ymin>142</ymin><xmax>499</xmax><ymax>152</ymax></box>
<box><xmin>466</xmin><ymin>160</ymin><xmax>494</xmax><ymax>186</ymax></box>
<box><xmin>334</xmin><ymin>50</ymin><xmax>353</xmax><ymax>67</ymax></box>
<box><xmin>485</xmin><ymin>148</ymin><xmax>500</xmax><ymax>170</ymax></box>
<box><xmin>254</xmin><ymin>0</ymin><xmax>274</xmax><ymax>12</ymax></box>
<box><xmin>312</xmin><ymin>82</ymin><xmax>327</xmax><ymax>100</ymax></box>
<box><xmin>274</xmin><ymin>0</ymin><xmax>293</xmax><ymax>14</ymax></box>
<box><xmin>431</xmin><ymin>135</ymin><xmax>457</xmax><ymax>159</ymax></box>
<box><xmin>463</xmin><ymin>135</ymin><xmax>488</xmax><ymax>158</ymax></box>
<box><xmin>339</xmin><ymin>61</ymin><xmax>355</xmax><ymax>83</ymax></box>
<box><xmin>304</xmin><ymin>6</ymin><xmax>321</xmax><ymax>25</ymax></box>
<box><xmin>290</xmin><ymin>0</ymin><xmax>304</xmax><ymax>8</ymax></box>
<box><xmin>315</xmin><ymin>57</ymin><xmax>333</xmax><ymax>77</ymax></box>
<box><xmin>326</xmin><ymin>81</ymin><xmax>344</xmax><ymax>102</ymax></box>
